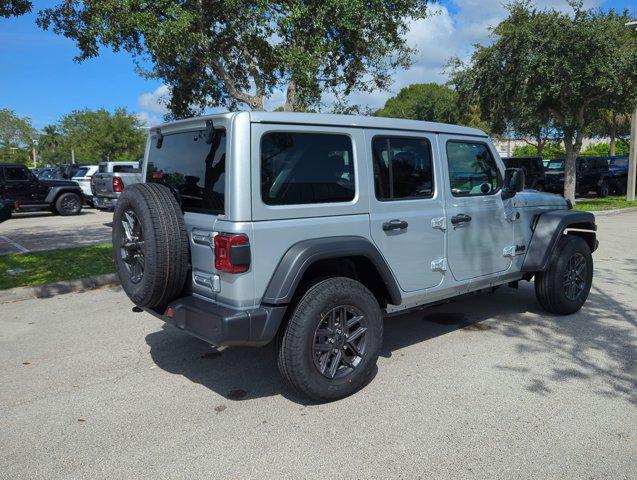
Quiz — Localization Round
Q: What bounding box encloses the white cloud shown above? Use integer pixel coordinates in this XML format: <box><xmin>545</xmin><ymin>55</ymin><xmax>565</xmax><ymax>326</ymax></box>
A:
<box><xmin>138</xmin><ymin>84</ymin><xmax>170</xmax><ymax>115</ymax></box>
<box><xmin>323</xmin><ymin>0</ymin><xmax>605</xmax><ymax>110</ymax></box>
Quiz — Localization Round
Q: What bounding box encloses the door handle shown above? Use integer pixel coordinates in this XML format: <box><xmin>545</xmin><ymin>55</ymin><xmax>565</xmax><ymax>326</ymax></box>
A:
<box><xmin>382</xmin><ymin>219</ymin><xmax>409</xmax><ymax>231</ymax></box>
<box><xmin>451</xmin><ymin>213</ymin><xmax>472</xmax><ymax>226</ymax></box>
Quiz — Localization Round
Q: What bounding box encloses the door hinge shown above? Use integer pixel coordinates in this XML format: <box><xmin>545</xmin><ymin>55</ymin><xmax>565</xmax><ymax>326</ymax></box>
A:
<box><xmin>431</xmin><ymin>217</ymin><xmax>446</xmax><ymax>231</ymax></box>
<box><xmin>431</xmin><ymin>257</ymin><xmax>447</xmax><ymax>272</ymax></box>
<box><xmin>503</xmin><ymin>245</ymin><xmax>516</xmax><ymax>257</ymax></box>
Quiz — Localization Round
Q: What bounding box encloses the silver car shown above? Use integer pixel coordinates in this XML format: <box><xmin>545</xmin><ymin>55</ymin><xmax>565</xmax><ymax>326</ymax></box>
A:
<box><xmin>111</xmin><ymin>112</ymin><xmax>597</xmax><ymax>401</ymax></box>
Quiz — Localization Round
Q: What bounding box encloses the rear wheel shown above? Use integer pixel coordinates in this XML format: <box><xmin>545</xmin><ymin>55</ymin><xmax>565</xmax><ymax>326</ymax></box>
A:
<box><xmin>113</xmin><ymin>183</ymin><xmax>190</xmax><ymax>308</ymax></box>
<box><xmin>535</xmin><ymin>235</ymin><xmax>593</xmax><ymax>315</ymax></box>
<box><xmin>277</xmin><ymin>277</ymin><xmax>383</xmax><ymax>402</ymax></box>
<box><xmin>55</xmin><ymin>192</ymin><xmax>82</xmax><ymax>216</ymax></box>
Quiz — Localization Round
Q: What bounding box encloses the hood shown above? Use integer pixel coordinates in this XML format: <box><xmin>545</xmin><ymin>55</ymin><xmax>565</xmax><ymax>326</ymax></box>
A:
<box><xmin>514</xmin><ymin>190</ymin><xmax>569</xmax><ymax>209</ymax></box>
<box><xmin>39</xmin><ymin>178</ymin><xmax>78</xmax><ymax>187</ymax></box>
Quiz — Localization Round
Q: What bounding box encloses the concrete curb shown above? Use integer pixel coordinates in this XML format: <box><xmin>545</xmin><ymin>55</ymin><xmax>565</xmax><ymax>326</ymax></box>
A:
<box><xmin>0</xmin><ymin>273</ymin><xmax>120</xmax><ymax>304</ymax></box>
<box><xmin>586</xmin><ymin>206</ymin><xmax>637</xmax><ymax>217</ymax></box>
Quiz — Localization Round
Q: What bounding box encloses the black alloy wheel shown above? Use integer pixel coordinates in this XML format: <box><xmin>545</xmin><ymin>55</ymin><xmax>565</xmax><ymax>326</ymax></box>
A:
<box><xmin>563</xmin><ymin>252</ymin><xmax>587</xmax><ymax>301</ymax></box>
<box><xmin>120</xmin><ymin>209</ymin><xmax>145</xmax><ymax>284</ymax></box>
<box><xmin>312</xmin><ymin>305</ymin><xmax>368</xmax><ymax>379</ymax></box>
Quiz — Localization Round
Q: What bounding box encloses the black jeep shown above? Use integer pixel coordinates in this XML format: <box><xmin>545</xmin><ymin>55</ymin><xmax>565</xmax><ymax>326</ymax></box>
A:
<box><xmin>544</xmin><ymin>156</ymin><xmax>612</xmax><ymax>197</ymax></box>
<box><xmin>0</xmin><ymin>163</ymin><xmax>84</xmax><ymax>216</ymax></box>
<box><xmin>502</xmin><ymin>156</ymin><xmax>546</xmax><ymax>191</ymax></box>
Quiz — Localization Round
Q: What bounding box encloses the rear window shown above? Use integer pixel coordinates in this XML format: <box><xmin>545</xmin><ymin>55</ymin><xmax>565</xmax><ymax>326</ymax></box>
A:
<box><xmin>146</xmin><ymin>129</ymin><xmax>226</xmax><ymax>214</ymax></box>
<box><xmin>261</xmin><ymin>132</ymin><xmax>355</xmax><ymax>205</ymax></box>
<box><xmin>113</xmin><ymin>164</ymin><xmax>140</xmax><ymax>173</ymax></box>
<box><xmin>4</xmin><ymin>166</ymin><xmax>30</xmax><ymax>181</ymax></box>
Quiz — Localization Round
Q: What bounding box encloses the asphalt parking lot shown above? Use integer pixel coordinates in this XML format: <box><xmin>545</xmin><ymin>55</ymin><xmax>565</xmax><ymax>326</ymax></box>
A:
<box><xmin>0</xmin><ymin>209</ymin><xmax>113</xmax><ymax>254</ymax></box>
<box><xmin>1</xmin><ymin>211</ymin><xmax>636</xmax><ymax>479</ymax></box>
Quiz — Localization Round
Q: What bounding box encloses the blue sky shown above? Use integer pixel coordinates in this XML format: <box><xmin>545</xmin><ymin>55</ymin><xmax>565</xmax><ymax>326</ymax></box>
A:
<box><xmin>0</xmin><ymin>0</ymin><xmax>634</xmax><ymax>130</ymax></box>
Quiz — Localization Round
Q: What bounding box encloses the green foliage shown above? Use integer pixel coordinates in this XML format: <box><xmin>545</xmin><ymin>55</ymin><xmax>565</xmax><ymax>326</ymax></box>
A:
<box><xmin>38</xmin><ymin>108</ymin><xmax>146</xmax><ymax>164</ymax></box>
<box><xmin>512</xmin><ymin>143</ymin><xmax>565</xmax><ymax>159</ymax></box>
<box><xmin>0</xmin><ymin>244</ymin><xmax>114</xmax><ymax>290</ymax></box>
<box><xmin>375</xmin><ymin>83</ymin><xmax>461</xmax><ymax>123</ymax></box>
<box><xmin>451</xmin><ymin>2</ymin><xmax>637</xmax><ymax>201</ymax></box>
<box><xmin>581</xmin><ymin>140</ymin><xmax>630</xmax><ymax>156</ymax></box>
<box><xmin>33</xmin><ymin>1</ymin><xmax>431</xmax><ymax>115</ymax></box>
<box><xmin>0</xmin><ymin>0</ymin><xmax>31</xmax><ymax>17</ymax></box>
<box><xmin>0</xmin><ymin>109</ymin><xmax>37</xmax><ymax>164</ymax></box>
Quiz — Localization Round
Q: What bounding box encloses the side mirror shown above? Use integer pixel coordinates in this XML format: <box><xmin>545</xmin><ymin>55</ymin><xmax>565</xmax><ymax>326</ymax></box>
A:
<box><xmin>502</xmin><ymin>167</ymin><xmax>525</xmax><ymax>200</ymax></box>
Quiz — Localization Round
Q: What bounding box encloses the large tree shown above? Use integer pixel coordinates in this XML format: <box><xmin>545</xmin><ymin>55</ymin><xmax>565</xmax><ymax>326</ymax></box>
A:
<box><xmin>375</xmin><ymin>83</ymin><xmax>461</xmax><ymax>124</ymax></box>
<box><xmin>590</xmin><ymin>109</ymin><xmax>632</xmax><ymax>156</ymax></box>
<box><xmin>451</xmin><ymin>2</ymin><xmax>637</xmax><ymax>202</ymax></box>
<box><xmin>8</xmin><ymin>0</ymin><xmax>433</xmax><ymax>116</ymax></box>
<box><xmin>0</xmin><ymin>109</ymin><xmax>37</xmax><ymax>164</ymax></box>
<box><xmin>54</xmin><ymin>108</ymin><xmax>146</xmax><ymax>164</ymax></box>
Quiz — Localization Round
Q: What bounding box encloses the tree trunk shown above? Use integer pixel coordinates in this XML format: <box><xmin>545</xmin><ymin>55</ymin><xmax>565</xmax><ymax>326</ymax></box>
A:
<box><xmin>609</xmin><ymin>124</ymin><xmax>616</xmax><ymax>157</ymax></box>
<box><xmin>563</xmin><ymin>132</ymin><xmax>583</xmax><ymax>204</ymax></box>
<box><xmin>536</xmin><ymin>141</ymin><xmax>544</xmax><ymax>157</ymax></box>
<box><xmin>283</xmin><ymin>81</ymin><xmax>297</xmax><ymax>112</ymax></box>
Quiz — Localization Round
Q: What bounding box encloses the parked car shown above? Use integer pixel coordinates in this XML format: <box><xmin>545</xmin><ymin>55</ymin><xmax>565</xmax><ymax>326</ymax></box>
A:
<box><xmin>91</xmin><ymin>161</ymin><xmax>143</xmax><ymax>210</ymax></box>
<box><xmin>607</xmin><ymin>155</ymin><xmax>628</xmax><ymax>195</ymax></box>
<box><xmin>544</xmin><ymin>156</ymin><xmax>612</xmax><ymax>197</ymax></box>
<box><xmin>0</xmin><ymin>197</ymin><xmax>13</xmax><ymax>223</ymax></box>
<box><xmin>502</xmin><ymin>156</ymin><xmax>546</xmax><ymax>191</ymax></box>
<box><xmin>110</xmin><ymin>112</ymin><xmax>597</xmax><ymax>401</ymax></box>
<box><xmin>71</xmin><ymin>165</ymin><xmax>99</xmax><ymax>205</ymax></box>
<box><xmin>0</xmin><ymin>163</ymin><xmax>84</xmax><ymax>215</ymax></box>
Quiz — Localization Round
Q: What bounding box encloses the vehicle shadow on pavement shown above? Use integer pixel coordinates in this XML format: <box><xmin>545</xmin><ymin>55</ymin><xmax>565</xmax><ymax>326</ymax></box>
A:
<box><xmin>145</xmin><ymin>275</ymin><xmax>635</xmax><ymax>405</ymax></box>
<box><xmin>142</xmin><ymin>283</ymin><xmax>539</xmax><ymax>404</ymax></box>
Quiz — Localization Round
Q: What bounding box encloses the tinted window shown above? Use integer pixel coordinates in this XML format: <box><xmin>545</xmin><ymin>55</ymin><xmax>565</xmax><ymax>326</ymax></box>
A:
<box><xmin>113</xmin><ymin>165</ymin><xmax>140</xmax><ymax>173</ymax></box>
<box><xmin>547</xmin><ymin>160</ymin><xmax>563</xmax><ymax>170</ymax></box>
<box><xmin>98</xmin><ymin>164</ymin><xmax>109</xmax><ymax>173</ymax></box>
<box><xmin>4</xmin><ymin>166</ymin><xmax>30</xmax><ymax>181</ymax></box>
<box><xmin>261</xmin><ymin>132</ymin><xmax>354</xmax><ymax>205</ymax></box>
<box><xmin>446</xmin><ymin>141</ymin><xmax>501</xmax><ymax>196</ymax></box>
<box><xmin>147</xmin><ymin>129</ymin><xmax>226</xmax><ymax>214</ymax></box>
<box><xmin>372</xmin><ymin>137</ymin><xmax>433</xmax><ymax>200</ymax></box>
<box><xmin>74</xmin><ymin>168</ymin><xmax>88</xmax><ymax>178</ymax></box>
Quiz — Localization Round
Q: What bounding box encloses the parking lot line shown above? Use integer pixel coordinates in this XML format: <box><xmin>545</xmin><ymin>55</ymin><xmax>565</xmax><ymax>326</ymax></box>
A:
<box><xmin>0</xmin><ymin>235</ymin><xmax>30</xmax><ymax>253</ymax></box>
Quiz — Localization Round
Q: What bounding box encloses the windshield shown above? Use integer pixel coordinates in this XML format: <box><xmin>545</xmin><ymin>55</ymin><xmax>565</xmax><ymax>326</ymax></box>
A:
<box><xmin>547</xmin><ymin>160</ymin><xmax>564</xmax><ymax>170</ymax></box>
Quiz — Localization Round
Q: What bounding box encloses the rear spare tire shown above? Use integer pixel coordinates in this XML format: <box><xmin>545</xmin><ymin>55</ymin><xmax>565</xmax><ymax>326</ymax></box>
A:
<box><xmin>113</xmin><ymin>183</ymin><xmax>190</xmax><ymax>308</ymax></box>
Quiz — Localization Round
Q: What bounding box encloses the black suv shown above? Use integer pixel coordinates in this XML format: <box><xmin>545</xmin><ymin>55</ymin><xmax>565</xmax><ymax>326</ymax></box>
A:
<box><xmin>0</xmin><ymin>163</ymin><xmax>84</xmax><ymax>215</ymax></box>
<box><xmin>544</xmin><ymin>156</ymin><xmax>612</xmax><ymax>197</ymax></box>
<box><xmin>502</xmin><ymin>156</ymin><xmax>546</xmax><ymax>191</ymax></box>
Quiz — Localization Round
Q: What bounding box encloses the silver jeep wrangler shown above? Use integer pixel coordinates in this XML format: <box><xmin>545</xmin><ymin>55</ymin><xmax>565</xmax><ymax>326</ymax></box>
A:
<box><xmin>113</xmin><ymin>112</ymin><xmax>597</xmax><ymax>401</ymax></box>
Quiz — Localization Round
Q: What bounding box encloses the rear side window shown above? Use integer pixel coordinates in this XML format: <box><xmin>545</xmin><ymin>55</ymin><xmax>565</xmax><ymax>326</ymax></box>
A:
<box><xmin>98</xmin><ymin>164</ymin><xmax>109</xmax><ymax>173</ymax></box>
<box><xmin>74</xmin><ymin>168</ymin><xmax>88</xmax><ymax>178</ymax></box>
<box><xmin>4</xmin><ymin>166</ymin><xmax>30</xmax><ymax>181</ymax></box>
<box><xmin>372</xmin><ymin>137</ymin><xmax>433</xmax><ymax>200</ymax></box>
<box><xmin>261</xmin><ymin>132</ymin><xmax>355</xmax><ymax>205</ymax></box>
<box><xmin>147</xmin><ymin>129</ymin><xmax>226</xmax><ymax>214</ymax></box>
<box><xmin>446</xmin><ymin>141</ymin><xmax>501</xmax><ymax>196</ymax></box>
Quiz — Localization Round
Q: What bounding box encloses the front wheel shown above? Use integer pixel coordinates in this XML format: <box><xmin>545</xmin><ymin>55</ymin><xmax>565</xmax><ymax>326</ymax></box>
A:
<box><xmin>535</xmin><ymin>235</ymin><xmax>593</xmax><ymax>315</ymax></box>
<box><xmin>277</xmin><ymin>277</ymin><xmax>383</xmax><ymax>402</ymax></box>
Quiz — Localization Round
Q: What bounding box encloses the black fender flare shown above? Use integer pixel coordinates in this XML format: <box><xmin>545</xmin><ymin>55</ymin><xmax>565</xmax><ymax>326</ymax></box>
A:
<box><xmin>522</xmin><ymin>210</ymin><xmax>597</xmax><ymax>272</ymax></box>
<box><xmin>45</xmin><ymin>186</ymin><xmax>83</xmax><ymax>204</ymax></box>
<box><xmin>261</xmin><ymin>236</ymin><xmax>402</xmax><ymax>306</ymax></box>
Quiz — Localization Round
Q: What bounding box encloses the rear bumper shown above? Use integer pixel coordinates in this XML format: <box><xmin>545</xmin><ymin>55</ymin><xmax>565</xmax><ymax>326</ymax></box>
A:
<box><xmin>93</xmin><ymin>196</ymin><xmax>118</xmax><ymax>209</ymax></box>
<box><xmin>143</xmin><ymin>295</ymin><xmax>287</xmax><ymax>347</ymax></box>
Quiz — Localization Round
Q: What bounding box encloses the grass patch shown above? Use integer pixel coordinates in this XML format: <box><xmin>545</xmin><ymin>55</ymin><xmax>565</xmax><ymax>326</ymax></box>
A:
<box><xmin>0</xmin><ymin>244</ymin><xmax>114</xmax><ymax>290</ymax></box>
<box><xmin>573</xmin><ymin>196</ymin><xmax>637</xmax><ymax>212</ymax></box>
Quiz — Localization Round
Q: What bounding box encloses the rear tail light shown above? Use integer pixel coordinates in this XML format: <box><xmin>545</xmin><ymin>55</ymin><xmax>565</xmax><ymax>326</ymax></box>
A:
<box><xmin>113</xmin><ymin>177</ymin><xmax>124</xmax><ymax>192</ymax></box>
<box><xmin>214</xmin><ymin>233</ymin><xmax>250</xmax><ymax>273</ymax></box>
